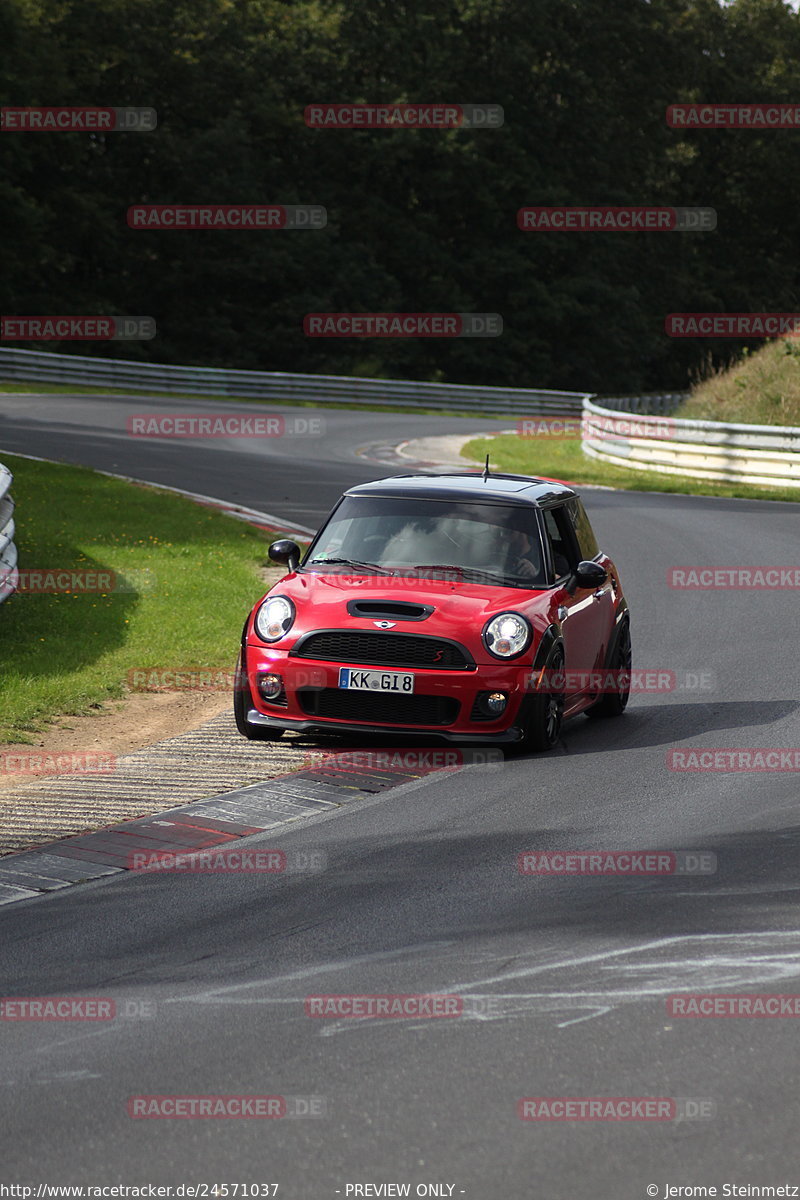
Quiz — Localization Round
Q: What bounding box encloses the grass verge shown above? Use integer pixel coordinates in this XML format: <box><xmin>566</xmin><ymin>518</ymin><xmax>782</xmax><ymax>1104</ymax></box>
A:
<box><xmin>462</xmin><ymin>435</ymin><xmax>800</xmax><ymax>502</ymax></box>
<box><xmin>680</xmin><ymin>338</ymin><xmax>800</xmax><ymax>426</ymax></box>
<box><xmin>0</xmin><ymin>452</ymin><xmax>281</xmax><ymax>742</ymax></box>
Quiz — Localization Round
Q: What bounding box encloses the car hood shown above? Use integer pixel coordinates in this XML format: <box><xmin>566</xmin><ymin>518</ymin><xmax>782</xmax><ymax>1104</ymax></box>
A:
<box><xmin>250</xmin><ymin>569</ymin><xmax>554</xmax><ymax>659</ymax></box>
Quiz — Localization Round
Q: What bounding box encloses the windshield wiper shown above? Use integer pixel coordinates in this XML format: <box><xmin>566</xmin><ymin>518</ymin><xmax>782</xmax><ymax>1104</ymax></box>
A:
<box><xmin>411</xmin><ymin>563</ymin><xmax>508</xmax><ymax>583</ymax></box>
<box><xmin>307</xmin><ymin>557</ymin><xmax>393</xmax><ymax>576</ymax></box>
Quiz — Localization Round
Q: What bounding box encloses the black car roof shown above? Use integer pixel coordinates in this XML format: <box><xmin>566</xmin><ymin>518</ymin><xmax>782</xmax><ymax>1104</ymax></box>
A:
<box><xmin>343</xmin><ymin>472</ymin><xmax>578</xmax><ymax>508</ymax></box>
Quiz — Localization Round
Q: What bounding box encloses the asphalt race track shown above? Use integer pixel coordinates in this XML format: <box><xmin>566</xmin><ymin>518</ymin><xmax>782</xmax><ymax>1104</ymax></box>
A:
<box><xmin>2</xmin><ymin>393</ymin><xmax>800</xmax><ymax>1198</ymax></box>
<box><xmin>0</xmin><ymin>390</ymin><xmax>513</xmax><ymax>527</ymax></box>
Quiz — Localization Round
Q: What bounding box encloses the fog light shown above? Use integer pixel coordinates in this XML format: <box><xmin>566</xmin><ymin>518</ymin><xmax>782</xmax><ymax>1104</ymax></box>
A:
<box><xmin>257</xmin><ymin>672</ymin><xmax>283</xmax><ymax>699</ymax></box>
<box><xmin>477</xmin><ymin>691</ymin><xmax>507</xmax><ymax>717</ymax></box>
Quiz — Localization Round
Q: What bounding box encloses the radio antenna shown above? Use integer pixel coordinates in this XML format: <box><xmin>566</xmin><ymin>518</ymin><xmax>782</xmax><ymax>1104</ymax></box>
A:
<box><xmin>482</xmin><ymin>454</ymin><xmax>490</xmax><ymax>481</ymax></box>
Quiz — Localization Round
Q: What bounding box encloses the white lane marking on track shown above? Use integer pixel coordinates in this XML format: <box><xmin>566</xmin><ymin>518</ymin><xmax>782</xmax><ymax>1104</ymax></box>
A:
<box><xmin>157</xmin><ymin>931</ymin><xmax>800</xmax><ymax>1034</ymax></box>
<box><xmin>33</xmin><ymin>1069</ymin><xmax>104</xmax><ymax>1083</ymax></box>
<box><xmin>555</xmin><ymin>1007</ymin><xmax>614</xmax><ymax>1028</ymax></box>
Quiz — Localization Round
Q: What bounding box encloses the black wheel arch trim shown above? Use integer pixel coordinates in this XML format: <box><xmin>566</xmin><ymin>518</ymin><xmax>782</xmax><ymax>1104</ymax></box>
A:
<box><xmin>614</xmin><ymin>597</ymin><xmax>630</xmax><ymax>626</ymax></box>
<box><xmin>607</xmin><ymin>605</ymin><xmax>631</xmax><ymax>663</ymax></box>
<box><xmin>532</xmin><ymin>624</ymin><xmax>563</xmax><ymax>670</ymax></box>
<box><xmin>237</xmin><ymin>616</ymin><xmax>259</xmax><ymax>700</ymax></box>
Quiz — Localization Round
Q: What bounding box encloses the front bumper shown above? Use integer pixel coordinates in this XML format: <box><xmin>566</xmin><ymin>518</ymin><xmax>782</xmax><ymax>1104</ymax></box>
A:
<box><xmin>246</xmin><ymin>708</ymin><xmax>525</xmax><ymax>743</ymax></box>
<box><xmin>245</xmin><ymin>645</ymin><xmax>532</xmax><ymax>740</ymax></box>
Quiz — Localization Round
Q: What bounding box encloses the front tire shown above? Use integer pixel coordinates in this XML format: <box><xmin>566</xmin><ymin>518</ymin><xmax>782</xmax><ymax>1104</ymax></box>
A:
<box><xmin>233</xmin><ymin>651</ymin><xmax>284</xmax><ymax>741</ymax></box>
<box><xmin>519</xmin><ymin>647</ymin><xmax>565</xmax><ymax>752</ymax></box>
<box><xmin>586</xmin><ymin>620</ymin><xmax>631</xmax><ymax>719</ymax></box>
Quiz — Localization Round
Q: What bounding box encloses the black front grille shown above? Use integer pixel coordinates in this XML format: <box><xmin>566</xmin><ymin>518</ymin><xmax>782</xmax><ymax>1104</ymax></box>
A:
<box><xmin>297</xmin><ymin>688</ymin><xmax>459</xmax><ymax>727</ymax></box>
<box><xmin>292</xmin><ymin>631</ymin><xmax>471</xmax><ymax>669</ymax></box>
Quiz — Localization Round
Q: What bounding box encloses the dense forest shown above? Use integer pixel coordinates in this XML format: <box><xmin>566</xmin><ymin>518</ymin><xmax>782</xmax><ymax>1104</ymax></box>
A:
<box><xmin>2</xmin><ymin>0</ymin><xmax>800</xmax><ymax>392</ymax></box>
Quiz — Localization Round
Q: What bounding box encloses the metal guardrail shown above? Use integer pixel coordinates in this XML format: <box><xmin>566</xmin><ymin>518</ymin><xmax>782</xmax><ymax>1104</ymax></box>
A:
<box><xmin>0</xmin><ymin>461</ymin><xmax>18</xmax><ymax>604</ymax></box>
<box><xmin>0</xmin><ymin>348</ymin><xmax>591</xmax><ymax>417</ymax></box>
<box><xmin>582</xmin><ymin>398</ymin><xmax>800</xmax><ymax>488</ymax></box>
<box><xmin>592</xmin><ymin>391</ymin><xmax>689</xmax><ymax>416</ymax></box>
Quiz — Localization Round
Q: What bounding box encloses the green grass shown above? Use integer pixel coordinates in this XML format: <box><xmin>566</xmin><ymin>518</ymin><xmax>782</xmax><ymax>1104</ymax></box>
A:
<box><xmin>680</xmin><ymin>337</ymin><xmax>800</xmax><ymax>426</ymax></box>
<box><xmin>462</xmin><ymin>435</ymin><xmax>800</xmax><ymax>502</ymax></box>
<box><xmin>0</xmin><ymin>383</ymin><xmax>145</xmax><ymax>395</ymax></box>
<box><xmin>0</xmin><ymin>453</ymin><xmax>284</xmax><ymax>742</ymax></box>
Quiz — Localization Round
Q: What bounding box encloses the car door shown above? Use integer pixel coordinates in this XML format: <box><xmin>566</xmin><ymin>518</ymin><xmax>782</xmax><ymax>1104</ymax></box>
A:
<box><xmin>542</xmin><ymin>503</ymin><xmax>612</xmax><ymax>687</ymax></box>
<box><xmin>566</xmin><ymin>496</ymin><xmax>617</xmax><ymax>668</ymax></box>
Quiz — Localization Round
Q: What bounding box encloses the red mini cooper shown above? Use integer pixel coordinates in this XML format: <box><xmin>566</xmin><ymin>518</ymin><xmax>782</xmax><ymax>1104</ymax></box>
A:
<box><xmin>233</xmin><ymin>472</ymin><xmax>631</xmax><ymax>751</ymax></box>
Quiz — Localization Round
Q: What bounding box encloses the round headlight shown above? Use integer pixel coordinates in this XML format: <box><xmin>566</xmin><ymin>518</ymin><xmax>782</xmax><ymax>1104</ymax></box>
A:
<box><xmin>254</xmin><ymin>595</ymin><xmax>295</xmax><ymax>643</ymax></box>
<box><xmin>483</xmin><ymin>612</ymin><xmax>531</xmax><ymax>659</ymax></box>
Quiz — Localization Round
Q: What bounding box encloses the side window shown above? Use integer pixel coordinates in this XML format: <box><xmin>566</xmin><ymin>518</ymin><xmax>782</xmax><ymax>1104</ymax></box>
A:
<box><xmin>543</xmin><ymin>506</ymin><xmax>580</xmax><ymax>581</ymax></box>
<box><xmin>566</xmin><ymin>498</ymin><xmax>599</xmax><ymax>561</ymax></box>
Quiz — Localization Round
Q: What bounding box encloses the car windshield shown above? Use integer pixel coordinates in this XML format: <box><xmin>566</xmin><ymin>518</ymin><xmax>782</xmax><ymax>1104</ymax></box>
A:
<box><xmin>303</xmin><ymin>495</ymin><xmax>548</xmax><ymax>588</ymax></box>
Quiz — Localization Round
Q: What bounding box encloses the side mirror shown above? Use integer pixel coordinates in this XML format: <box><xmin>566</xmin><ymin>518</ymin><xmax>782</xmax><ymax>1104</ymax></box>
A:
<box><xmin>565</xmin><ymin>560</ymin><xmax>607</xmax><ymax>595</ymax></box>
<box><xmin>268</xmin><ymin>539</ymin><xmax>301</xmax><ymax>572</ymax></box>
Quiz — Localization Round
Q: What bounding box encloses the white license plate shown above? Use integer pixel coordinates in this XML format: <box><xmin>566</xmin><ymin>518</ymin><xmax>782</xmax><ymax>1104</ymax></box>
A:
<box><xmin>338</xmin><ymin>668</ymin><xmax>415</xmax><ymax>694</ymax></box>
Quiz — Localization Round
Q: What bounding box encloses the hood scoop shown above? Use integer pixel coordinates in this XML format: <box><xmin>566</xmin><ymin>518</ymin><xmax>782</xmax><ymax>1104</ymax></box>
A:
<box><xmin>346</xmin><ymin>599</ymin><xmax>434</xmax><ymax>622</ymax></box>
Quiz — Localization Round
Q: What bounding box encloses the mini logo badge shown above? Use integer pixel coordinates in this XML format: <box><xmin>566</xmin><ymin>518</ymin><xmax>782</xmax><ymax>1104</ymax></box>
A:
<box><xmin>373</xmin><ymin>620</ymin><xmax>396</xmax><ymax>629</ymax></box>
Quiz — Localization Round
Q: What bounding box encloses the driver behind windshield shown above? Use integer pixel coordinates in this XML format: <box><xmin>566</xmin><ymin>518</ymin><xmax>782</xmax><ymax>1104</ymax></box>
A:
<box><xmin>306</xmin><ymin>497</ymin><xmax>546</xmax><ymax>585</ymax></box>
<box><xmin>503</xmin><ymin>526</ymin><xmax>539</xmax><ymax>579</ymax></box>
